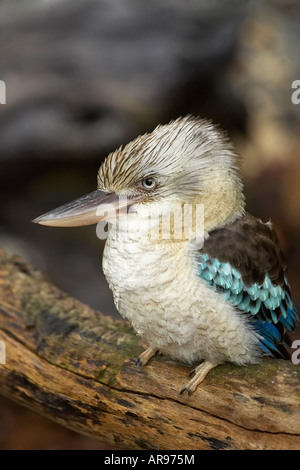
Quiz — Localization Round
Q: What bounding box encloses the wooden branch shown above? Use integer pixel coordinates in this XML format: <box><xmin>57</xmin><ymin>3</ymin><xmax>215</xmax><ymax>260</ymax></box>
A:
<box><xmin>0</xmin><ymin>248</ymin><xmax>299</xmax><ymax>450</ymax></box>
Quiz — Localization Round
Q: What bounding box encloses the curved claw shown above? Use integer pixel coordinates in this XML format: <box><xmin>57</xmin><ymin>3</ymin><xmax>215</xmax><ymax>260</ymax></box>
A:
<box><xmin>135</xmin><ymin>347</ymin><xmax>159</xmax><ymax>367</ymax></box>
<box><xmin>180</xmin><ymin>361</ymin><xmax>218</xmax><ymax>395</ymax></box>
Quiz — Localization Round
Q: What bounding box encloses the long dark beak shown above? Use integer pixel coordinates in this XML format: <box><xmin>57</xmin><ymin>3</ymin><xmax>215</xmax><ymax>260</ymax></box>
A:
<box><xmin>32</xmin><ymin>190</ymin><xmax>142</xmax><ymax>227</ymax></box>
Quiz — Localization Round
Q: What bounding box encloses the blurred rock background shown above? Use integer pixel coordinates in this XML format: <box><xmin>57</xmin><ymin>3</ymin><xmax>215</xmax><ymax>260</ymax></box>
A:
<box><xmin>0</xmin><ymin>0</ymin><xmax>299</xmax><ymax>450</ymax></box>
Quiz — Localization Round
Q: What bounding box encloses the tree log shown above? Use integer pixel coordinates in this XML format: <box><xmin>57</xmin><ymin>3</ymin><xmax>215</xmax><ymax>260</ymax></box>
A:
<box><xmin>0</xmin><ymin>247</ymin><xmax>299</xmax><ymax>450</ymax></box>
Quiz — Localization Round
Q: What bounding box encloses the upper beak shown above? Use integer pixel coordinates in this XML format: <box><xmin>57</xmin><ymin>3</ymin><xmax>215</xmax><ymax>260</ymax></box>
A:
<box><xmin>32</xmin><ymin>190</ymin><xmax>143</xmax><ymax>227</ymax></box>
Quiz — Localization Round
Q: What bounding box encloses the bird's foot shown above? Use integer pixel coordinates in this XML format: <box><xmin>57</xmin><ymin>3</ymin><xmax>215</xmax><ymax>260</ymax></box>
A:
<box><xmin>136</xmin><ymin>347</ymin><xmax>159</xmax><ymax>367</ymax></box>
<box><xmin>180</xmin><ymin>360</ymin><xmax>218</xmax><ymax>395</ymax></box>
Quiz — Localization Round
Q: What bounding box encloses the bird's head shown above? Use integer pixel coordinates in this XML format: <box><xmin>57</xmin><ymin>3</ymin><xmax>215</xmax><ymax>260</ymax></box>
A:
<box><xmin>33</xmin><ymin>115</ymin><xmax>245</xmax><ymax>239</ymax></box>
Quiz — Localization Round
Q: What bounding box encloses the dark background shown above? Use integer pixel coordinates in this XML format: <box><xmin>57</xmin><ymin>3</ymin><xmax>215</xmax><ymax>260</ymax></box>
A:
<box><xmin>0</xmin><ymin>0</ymin><xmax>299</xmax><ymax>450</ymax></box>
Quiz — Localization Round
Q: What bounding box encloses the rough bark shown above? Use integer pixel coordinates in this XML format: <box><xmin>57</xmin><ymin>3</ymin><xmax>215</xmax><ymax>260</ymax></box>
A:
<box><xmin>0</xmin><ymin>247</ymin><xmax>299</xmax><ymax>450</ymax></box>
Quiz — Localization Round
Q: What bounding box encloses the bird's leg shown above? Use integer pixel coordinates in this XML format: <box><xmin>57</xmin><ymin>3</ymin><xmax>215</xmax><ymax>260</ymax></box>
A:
<box><xmin>180</xmin><ymin>360</ymin><xmax>218</xmax><ymax>395</ymax></box>
<box><xmin>136</xmin><ymin>347</ymin><xmax>159</xmax><ymax>367</ymax></box>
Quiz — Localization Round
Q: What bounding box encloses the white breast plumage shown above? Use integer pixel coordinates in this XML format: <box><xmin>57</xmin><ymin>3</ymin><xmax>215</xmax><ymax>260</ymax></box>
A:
<box><xmin>102</xmin><ymin>223</ymin><xmax>260</xmax><ymax>366</ymax></box>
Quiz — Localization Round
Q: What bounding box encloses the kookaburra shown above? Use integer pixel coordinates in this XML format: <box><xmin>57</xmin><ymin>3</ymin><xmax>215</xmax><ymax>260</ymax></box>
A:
<box><xmin>34</xmin><ymin>115</ymin><xmax>298</xmax><ymax>394</ymax></box>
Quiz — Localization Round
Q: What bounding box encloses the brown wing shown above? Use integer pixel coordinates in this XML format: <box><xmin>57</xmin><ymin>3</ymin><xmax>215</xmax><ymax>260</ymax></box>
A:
<box><xmin>203</xmin><ymin>213</ymin><xmax>287</xmax><ymax>288</ymax></box>
<box><xmin>198</xmin><ymin>213</ymin><xmax>298</xmax><ymax>358</ymax></box>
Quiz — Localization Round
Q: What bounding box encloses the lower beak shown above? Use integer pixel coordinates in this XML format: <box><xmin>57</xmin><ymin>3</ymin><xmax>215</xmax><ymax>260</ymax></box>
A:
<box><xmin>32</xmin><ymin>190</ymin><xmax>142</xmax><ymax>227</ymax></box>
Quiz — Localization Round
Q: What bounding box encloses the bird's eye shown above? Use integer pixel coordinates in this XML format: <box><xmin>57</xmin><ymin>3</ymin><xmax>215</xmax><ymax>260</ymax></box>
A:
<box><xmin>142</xmin><ymin>177</ymin><xmax>156</xmax><ymax>190</ymax></box>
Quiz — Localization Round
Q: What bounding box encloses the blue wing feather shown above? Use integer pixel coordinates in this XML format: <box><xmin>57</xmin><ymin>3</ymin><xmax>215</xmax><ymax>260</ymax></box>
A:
<box><xmin>196</xmin><ymin>253</ymin><xmax>298</xmax><ymax>358</ymax></box>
